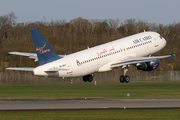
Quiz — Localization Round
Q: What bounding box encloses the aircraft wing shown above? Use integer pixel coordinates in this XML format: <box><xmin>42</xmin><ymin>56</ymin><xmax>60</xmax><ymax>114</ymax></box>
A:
<box><xmin>7</xmin><ymin>51</ymin><xmax>65</xmax><ymax>62</ymax></box>
<box><xmin>111</xmin><ymin>54</ymin><xmax>175</xmax><ymax>68</ymax></box>
<box><xmin>6</xmin><ymin>67</ymin><xmax>35</xmax><ymax>71</ymax></box>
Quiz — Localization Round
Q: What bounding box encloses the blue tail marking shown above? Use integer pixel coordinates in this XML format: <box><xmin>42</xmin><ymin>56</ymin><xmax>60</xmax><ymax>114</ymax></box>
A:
<box><xmin>31</xmin><ymin>28</ymin><xmax>62</xmax><ymax>65</ymax></box>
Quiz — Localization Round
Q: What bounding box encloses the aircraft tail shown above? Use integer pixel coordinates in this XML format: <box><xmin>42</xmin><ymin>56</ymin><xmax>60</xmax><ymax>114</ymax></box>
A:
<box><xmin>31</xmin><ymin>28</ymin><xmax>62</xmax><ymax>65</ymax></box>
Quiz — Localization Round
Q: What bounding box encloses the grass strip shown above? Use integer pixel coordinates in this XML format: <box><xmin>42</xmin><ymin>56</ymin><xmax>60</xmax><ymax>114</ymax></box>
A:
<box><xmin>0</xmin><ymin>81</ymin><xmax>180</xmax><ymax>100</ymax></box>
<box><xmin>0</xmin><ymin>109</ymin><xmax>180</xmax><ymax>120</ymax></box>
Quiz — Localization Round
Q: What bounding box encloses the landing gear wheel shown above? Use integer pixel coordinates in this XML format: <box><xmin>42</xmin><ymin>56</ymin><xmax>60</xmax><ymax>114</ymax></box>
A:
<box><xmin>119</xmin><ymin>75</ymin><xmax>124</xmax><ymax>83</ymax></box>
<box><xmin>83</xmin><ymin>75</ymin><xmax>93</xmax><ymax>82</ymax></box>
<box><xmin>120</xmin><ymin>66</ymin><xmax>130</xmax><ymax>83</ymax></box>
<box><xmin>124</xmin><ymin>75</ymin><xmax>130</xmax><ymax>83</ymax></box>
<box><xmin>83</xmin><ymin>76</ymin><xmax>88</xmax><ymax>82</ymax></box>
<box><xmin>88</xmin><ymin>75</ymin><xmax>93</xmax><ymax>82</ymax></box>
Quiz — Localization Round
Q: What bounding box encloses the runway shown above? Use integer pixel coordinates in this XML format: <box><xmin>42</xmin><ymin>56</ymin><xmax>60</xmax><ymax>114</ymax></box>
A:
<box><xmin>0</xmin><ymin>99</ymin><xmax>180</xmax><ymax>111</ymax></box>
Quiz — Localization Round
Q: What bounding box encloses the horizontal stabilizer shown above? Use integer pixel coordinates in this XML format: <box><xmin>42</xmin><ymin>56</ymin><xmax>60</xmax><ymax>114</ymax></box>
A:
<box><xmin>7</xmin><ymin>51</ymin><xmax>65</xmax><ymax>62</ymax></box>
<box><xmin>6</xmin><ymin>67</ymin><xmax>35</xmax><ymax>71</ymax></box>
<box><xmin>7</xmin><ymin>51</ymin><xmax>38</xmax><ymax>62</ymax></box>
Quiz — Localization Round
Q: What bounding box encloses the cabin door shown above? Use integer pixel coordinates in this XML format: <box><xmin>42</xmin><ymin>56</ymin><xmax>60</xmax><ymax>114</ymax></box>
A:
<box><xmin>153</xmin><ymin>34</ymin><xmax>159</xmax><ymax>47</ymax></box>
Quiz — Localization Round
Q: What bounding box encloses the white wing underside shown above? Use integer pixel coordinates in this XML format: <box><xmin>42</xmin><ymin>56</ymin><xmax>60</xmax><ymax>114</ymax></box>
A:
<box><xmin>7</xmin><ymin>51</ymin><xmax>65</xmax><ymax>62</ymax></box>
<box><xmin>111</xmin><ymin>54</ymin><xmax>174</xmax><ymax>68</ymax></box>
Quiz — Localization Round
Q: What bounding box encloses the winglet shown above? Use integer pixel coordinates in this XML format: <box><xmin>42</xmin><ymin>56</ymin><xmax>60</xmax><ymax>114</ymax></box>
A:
<box><xmin>170</xmin><ymin>54</ymin><xmax>175</xmax><ymax>59</ymax></box>
<box><xmin>7</xmin><ymin>51</ymin><xmax>9</xmax><ymax>56</ymax></box>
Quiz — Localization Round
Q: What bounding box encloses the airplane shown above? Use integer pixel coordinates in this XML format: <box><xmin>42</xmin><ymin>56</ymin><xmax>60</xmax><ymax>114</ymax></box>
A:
<box><xmin>6</xmin><ymin>28</ymin><xmax>175</xmax><ymax>83</ymax></box>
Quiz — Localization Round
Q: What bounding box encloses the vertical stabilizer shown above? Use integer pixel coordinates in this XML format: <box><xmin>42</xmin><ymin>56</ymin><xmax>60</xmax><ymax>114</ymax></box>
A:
<box><xmin>31</xmin><ymin>28</ymin><xmax>61</xmax><ymax>65</ymax></box>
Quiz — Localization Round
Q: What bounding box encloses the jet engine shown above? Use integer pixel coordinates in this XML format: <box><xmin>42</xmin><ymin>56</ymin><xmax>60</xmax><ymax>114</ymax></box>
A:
<box><xmin>137</xmin><ymin>60</ymin><xmax>160</xmax><ymax>71</ymax></box>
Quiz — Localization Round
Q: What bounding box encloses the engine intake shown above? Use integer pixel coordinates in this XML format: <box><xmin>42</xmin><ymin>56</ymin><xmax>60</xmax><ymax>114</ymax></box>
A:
<box><xmin>137</xmin><ymin>63</ymin><xmax>148</xmax><ymax>71</ymax></box>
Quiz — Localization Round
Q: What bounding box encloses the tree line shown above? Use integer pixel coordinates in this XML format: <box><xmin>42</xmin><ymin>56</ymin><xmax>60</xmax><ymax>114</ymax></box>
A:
<box><xmin>0</xmin><ymin>12</ymin><xmax>179</xmax><ymax>72</ymax></box>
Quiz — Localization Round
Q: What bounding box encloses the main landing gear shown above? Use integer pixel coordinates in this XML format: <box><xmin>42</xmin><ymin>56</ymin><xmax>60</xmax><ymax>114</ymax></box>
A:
<box><xmin>83</xmin><ymin>75</ymin><xmax>93</xmax><ymax>82</ymax></box>
<box><xmin>119</xmin><ymin>66</ymin><xmax>130</xmax><ymax>83</ymax></box>
<box><xmin>119</xmin><ymin>75</ymin><xmax>130</xmax><ymax>83</ymax></box>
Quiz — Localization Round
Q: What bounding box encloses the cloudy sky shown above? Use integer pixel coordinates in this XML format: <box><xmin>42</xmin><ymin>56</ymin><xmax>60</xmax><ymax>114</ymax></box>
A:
<box><xmin>0</xmin><ymin>0</ymin><xmax>179</xmax><ymax>25</ymax></box>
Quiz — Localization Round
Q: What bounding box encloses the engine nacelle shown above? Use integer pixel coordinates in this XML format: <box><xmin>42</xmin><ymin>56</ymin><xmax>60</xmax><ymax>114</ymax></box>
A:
<box><xmin>137</xmin><ymin>60</ymin><xmax>160</xmax><ymax>71</ymax></box>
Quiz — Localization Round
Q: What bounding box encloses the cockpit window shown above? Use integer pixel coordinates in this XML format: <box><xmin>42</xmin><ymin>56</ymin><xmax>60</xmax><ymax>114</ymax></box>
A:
<box><xmin>159</xmin><ymin>35</ymin><xmax>163</xmax><ymax>39</ymax></box>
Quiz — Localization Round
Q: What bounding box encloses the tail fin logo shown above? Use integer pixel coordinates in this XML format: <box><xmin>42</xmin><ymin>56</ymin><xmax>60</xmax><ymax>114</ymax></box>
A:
<box><xmin>36</xmin><ymin>42</ymin><xmax>50</xmax><ymax>54</ymax></box>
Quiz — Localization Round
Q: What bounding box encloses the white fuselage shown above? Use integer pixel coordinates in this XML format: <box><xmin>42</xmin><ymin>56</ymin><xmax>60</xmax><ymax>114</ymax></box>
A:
<box><xmin>33</xmin><ymin>31</ymin><xmax>166</xmax><ymax>77</ymax></box>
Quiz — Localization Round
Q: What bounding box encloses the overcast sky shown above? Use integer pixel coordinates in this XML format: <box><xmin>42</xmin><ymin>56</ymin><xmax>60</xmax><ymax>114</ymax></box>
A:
<box><xmin>0</xmin><ymin>0</ymin><xmax>179</xmax><ymax>25</ymax></box>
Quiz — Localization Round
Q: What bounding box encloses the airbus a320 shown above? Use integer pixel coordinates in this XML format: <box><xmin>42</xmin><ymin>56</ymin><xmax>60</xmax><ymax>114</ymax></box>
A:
<box><xmin>6</xmin><ymin>28</ymin><xmax>175</xmax><ymax>83</ymax></box>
